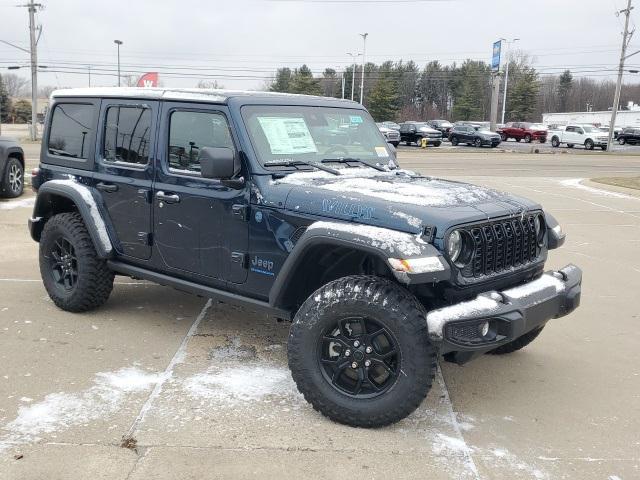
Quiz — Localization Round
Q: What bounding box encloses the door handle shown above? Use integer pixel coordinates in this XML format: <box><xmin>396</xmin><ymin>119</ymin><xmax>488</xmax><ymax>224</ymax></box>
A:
<box><xmin>96</xmin><ymin>182</ymin><xmax>118</xmax><ymax>193</ymax></box>
<box><xmin>156</xmin><ymin>191</ymin><xmax>180</xmax><ymax>204</ymax></box>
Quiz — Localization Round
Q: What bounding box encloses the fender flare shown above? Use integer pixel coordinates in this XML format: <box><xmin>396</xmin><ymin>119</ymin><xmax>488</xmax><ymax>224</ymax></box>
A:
<box><xmin>30</xmin><ymin>180</ymin><xmax>114</xmax><ymax>258</ymax></box>
<box><xmin>0</xmin><ymin>145</ymin><xmax>24</xmax><ymax>175</ymax></box>
<box><xmin>269</xmin><ymin>221</ymin><xmax>451</xmax><ymax>308</ymax></box>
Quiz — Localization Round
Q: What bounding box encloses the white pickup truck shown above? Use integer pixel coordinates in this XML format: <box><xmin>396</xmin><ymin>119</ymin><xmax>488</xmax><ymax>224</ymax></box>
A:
<box><xmin>549</xmin><ymin>124</ymin><xmax>609</xmax><ymax>151</ymax></box>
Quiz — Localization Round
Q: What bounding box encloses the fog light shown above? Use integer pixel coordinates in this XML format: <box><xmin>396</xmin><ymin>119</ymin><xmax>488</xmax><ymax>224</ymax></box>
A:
<box><xmin>479</xmin><ymin>321</ymin><xmax>490</xmax><ymax>337</ymax></box>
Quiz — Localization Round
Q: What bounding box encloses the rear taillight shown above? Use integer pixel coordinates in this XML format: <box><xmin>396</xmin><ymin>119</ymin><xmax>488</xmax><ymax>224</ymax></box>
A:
<box><xmin>31</xmin><ymin>167</ymin><xmax>40</xmax><ymax>192</ymax></box>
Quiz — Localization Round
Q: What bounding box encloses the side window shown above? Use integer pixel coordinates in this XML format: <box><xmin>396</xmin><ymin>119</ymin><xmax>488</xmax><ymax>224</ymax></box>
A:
<box><xmin>168</xmin><ymin>110</ymin><xmax>234</xmax><ymax>175</ymax></box>
<box><xmin>576</xmin><ymin>127</ymin><xmax>584</xmax><ymax>135</ymax></box>
<box><xmin>103</xmin><ymin>106</ymin><xmax>152</xmax><ymax>165</ymax></box>
<box><xmin>48</xmin><ymin>103</ymin><xmax>95</xmax><ymax>159</ymax></box>
<box><xmin>565</xmin><ymin>126</ymin><xmax>574</xmax><ymax>133</ymax></box>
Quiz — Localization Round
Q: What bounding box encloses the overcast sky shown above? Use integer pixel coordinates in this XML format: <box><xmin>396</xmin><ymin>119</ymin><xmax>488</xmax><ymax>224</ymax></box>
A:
<box><xmin>0</xmin><ymin>0</ymin><xmax>637</xmax><ymax>91</ymax></box>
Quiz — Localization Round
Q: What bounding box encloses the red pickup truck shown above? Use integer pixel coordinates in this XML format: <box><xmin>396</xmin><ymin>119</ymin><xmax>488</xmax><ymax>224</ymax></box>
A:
<box><xmin>498</xmin><ymin>122</ymin><xmax>548</xmax><ymax>143</ymax></box>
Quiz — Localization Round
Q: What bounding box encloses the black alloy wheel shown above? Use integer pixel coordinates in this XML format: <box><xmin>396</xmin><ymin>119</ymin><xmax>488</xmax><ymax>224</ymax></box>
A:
<box><xmin>318</xmin><ymin>316</ymin><xmax>401</xmax><ymax>399</ymax></box>
<box><xmin>49</xmin><ymin>236</ymin><xmax>79</xmax><ymax>292</ymax></box>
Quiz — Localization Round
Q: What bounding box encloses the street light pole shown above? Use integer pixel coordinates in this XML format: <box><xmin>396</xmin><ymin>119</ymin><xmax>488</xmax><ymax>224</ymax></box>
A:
<box><xmin>114</xmin><ymin>40</ymin><xmax>123</xmax><ymax>87</ymax></box>
<box><xmin>500</xmin><ymin>37</ymin><xmax>520</xmax><ymax>125</ymax></box>
<box><xmin>359</xmin><ymin>33</ymin><xmax>368</xmax><ymax>104</ymax></box>
<box><xmin>608</xmin><ymin>0</ymin><xmax>634</xmax><ymax>150</ymax></box>
<box><xmin>346</xmin><ymin>52</ymin><xmax>362</xmax><ymax>101</ymax></box>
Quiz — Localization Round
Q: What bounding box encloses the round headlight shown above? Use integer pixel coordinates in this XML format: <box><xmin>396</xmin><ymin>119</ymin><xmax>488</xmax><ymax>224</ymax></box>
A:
<box><xmin>447</xmin><ymin>230</ymin><xmax>462</xmax><ymax>262</ymax></box>
<box><xmin>535</xmin><ymin>215</ymin><xmax>545</xmax><ymax>245</ymax></box>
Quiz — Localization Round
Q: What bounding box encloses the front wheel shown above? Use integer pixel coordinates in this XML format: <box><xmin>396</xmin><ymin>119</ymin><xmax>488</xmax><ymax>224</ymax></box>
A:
<box><xmin>601</xmin><ymin>145</ymin><xmax>608</xmax><ymax>151</ymax></box>
<box><xmin>524</xmin><ymin>134</ymin><xmax>532</xmax><ymax>143</ymax></box>
<box><xmin>618</xmin><ymin>137</ymin><xmax>626</xmax><ymax>145</ymax></box>
<box><xmin>40</xmin><ymin>212</ymin><xmax>114</xmax><ymax>312</ymax></box>
<box><xmin>451</xmin><ymin>136</ymin><xmax>459</xmax><ymax>146</ymax></box>
<box><xmin>288</xmin><ymin>276</ymin><xmax>436</xmax><ymax>428</ymax></box>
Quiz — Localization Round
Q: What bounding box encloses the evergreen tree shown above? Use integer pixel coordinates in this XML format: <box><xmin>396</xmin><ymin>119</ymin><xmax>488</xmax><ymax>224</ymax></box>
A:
<box><xmin>451</xmin><ymin>61</ymin><xmax>488</xmax><ymax>120</ymax></box>
<box><xmin>320</xmin><ymin>68</ymin><xmax>340</xmax><ymax>98</ymax></box>
<box><xmin>270</xmin><ymin>68</ymin><xmax>292</xmax><ymax>93</ymax></box>
<box><xmin>367</xmin><ymin>71</ymin><xmax>399</xmax><ymax>121</ymax></box>
<box><xmin>12</xmin><ymin>99</ymin><xmax>31</xmax><ymax>123</ymax></box>
<box><xmin>508</xmin><ymin>67</ymin><xmax>539</xmax><ymax>121</ymax></box>
<box><xmin>0</xmin><ymin>75</ymin><xmax>12</xmax><ymax>123</ymax></box>
<box><xmin>557</xmin><ymin>70</ymin><xmax>573</xmax><ymax>112</ymax></box>
<box><xmin>289</xmin><ymin>65</ymin><xmax>322</xmax><ymax>95</ymax></box>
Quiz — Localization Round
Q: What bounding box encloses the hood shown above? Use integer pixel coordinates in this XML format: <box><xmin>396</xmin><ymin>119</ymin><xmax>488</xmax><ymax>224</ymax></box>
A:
<box><xmin>418</xmin><ymin>126</ymin><xmax>441</xmax><ymax>134</ymax></box>
<box><xmin>259</xmin><ymin>168</ymin><xmax>540</xmax><ymax>237</ymax></box>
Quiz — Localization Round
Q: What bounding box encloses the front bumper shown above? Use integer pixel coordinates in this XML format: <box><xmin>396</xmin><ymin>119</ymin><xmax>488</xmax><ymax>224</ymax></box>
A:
<box><xmin>426</xmin><ymin>264</ymin><xmax>582</xmax><ymax>363</ymax></box>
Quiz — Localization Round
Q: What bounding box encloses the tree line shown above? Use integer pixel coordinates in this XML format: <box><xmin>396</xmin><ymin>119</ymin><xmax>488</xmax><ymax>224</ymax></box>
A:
<box><xmin>268</xmin><ymin>56</ymin><xmax>640</xmax><ymax>123</ymax></box>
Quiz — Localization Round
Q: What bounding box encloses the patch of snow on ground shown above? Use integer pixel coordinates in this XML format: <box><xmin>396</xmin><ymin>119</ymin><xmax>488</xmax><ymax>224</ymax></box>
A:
<box><xmin>504</xmin><ymin>274</ymin><xmax>565</xmax><ymax>299</ymax></box>
<box><xmin>0</xmin><ymin>367</ymin><xmax>162</xmax><ymax>452</ymax></box>
<box><xmin>432</xmin><ymin>433</ymin><xmax>472</xmax><ymax>455</ymax></box>
<box><xmin>560</xmin><ymin>178</ymin><xmax>637</xmax><ymax>200</ymax></box>
<box><xmin>426</xmin><ymin>296</ymin><xmax>500</xmax><ymax>338</ymax></box>
<box><xmin>0</xmin><ymin>197</ymin><xmax>35</xmax><ymax>210</ymax></box>
<box><xmin>308</xmin><ymin>220</ymin><xmax>424</xmax><ymax>257</ymax></box>
<box><xmin>184</xmin><ymin>365</ymin><xmax>301</xmax><ymax>403</ymax></box>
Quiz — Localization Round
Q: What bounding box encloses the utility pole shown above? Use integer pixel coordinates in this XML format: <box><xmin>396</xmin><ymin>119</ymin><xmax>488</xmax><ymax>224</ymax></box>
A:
<box><xmin>501</xmin><ymin>38</ymin><xmax>519</xmax><ymax>125</ymax></box>
<box><xmin>17</xmin><ymin>1</ymin><xmax>43</xmax><ymax>141</ymax></box>
<box><xmin>114</xmin><ymin>40</ymin><xmax>123</xmax><ymax>86</ymax></box>
<box><xmin>359</xmin><ymin>33</ymin><xmax>368</xmax><ymax>104</ymax></box>
<box><xmin>490</xmin><ymin>72</ymin><xmax>501</xmax><ymax>131</ymax></box>
<box><xmin>88</xmin><ymin>65</ymin><xmax>92</xmax><ymax>87</ymax></box>
<box><xmin>341</xmin><ymin>71</ymin><xmax>345</xmax><ymax>99</ymax></box>
<box><xmin>608</xmin><ymin>0</ymin><xmax>635</xmax><ymax>150</ymax></box>
<box><xmin>347</xmin><ymin>52</ymin><xmax>361</xmax><ymax>101</ymax></box>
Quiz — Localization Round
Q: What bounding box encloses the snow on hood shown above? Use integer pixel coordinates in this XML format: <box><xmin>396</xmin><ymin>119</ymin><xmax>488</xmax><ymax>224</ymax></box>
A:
<box><xmin>274</xmin><ymin>168</ymin><xmax>505</xmax><ymax>208</ymax></box>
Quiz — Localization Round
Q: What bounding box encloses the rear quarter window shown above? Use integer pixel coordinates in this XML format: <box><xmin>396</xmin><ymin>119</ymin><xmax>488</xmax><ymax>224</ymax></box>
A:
<box><xmin>44</xmin><ymin>99</ymin><xmax>99</xmax><ymax>169</ymax></box>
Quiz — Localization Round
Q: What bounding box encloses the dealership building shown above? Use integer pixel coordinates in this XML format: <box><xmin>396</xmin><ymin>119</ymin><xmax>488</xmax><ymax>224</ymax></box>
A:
<box><xmin>543</xmin><ymin>102</ymin><xmax>640</xmax><ymax>128</ymax></box>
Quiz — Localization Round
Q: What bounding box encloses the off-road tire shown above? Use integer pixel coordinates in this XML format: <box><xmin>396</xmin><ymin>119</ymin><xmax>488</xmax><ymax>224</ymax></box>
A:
<box><xmin>288</xmin><ymin>275</ymin><xmax>436</xmax><ymax>428</ymax></box>
<box><xmin>1</xmin><ymin>157</ymin><xmax>24</xmax><ymax>198</ymax></box>
<box><xmin>40</xmin><ymin>212</ymin><xmax>114</xmax><ymax>312</ymax></box>
<box><xmin>487</xmin><ymin>326</ymin><xmax>545</xmax><ymax>355</ymax></box>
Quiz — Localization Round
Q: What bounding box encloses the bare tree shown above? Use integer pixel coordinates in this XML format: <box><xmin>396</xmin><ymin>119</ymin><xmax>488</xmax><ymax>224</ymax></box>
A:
<box><xmin>2</xmin><ymin>73</ymin><xmax>29</xmax><ymax>97</ymax></box>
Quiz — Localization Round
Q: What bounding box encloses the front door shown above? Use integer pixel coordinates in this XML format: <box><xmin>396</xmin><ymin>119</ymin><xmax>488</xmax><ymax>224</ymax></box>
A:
<box><xmin>93</xmin><ymin>99</ymin><xmax>157</xmax><ymax>260</ymax></box>
<box><xmin>152</xmin><ymin>102</ymin><xmax>249</xmax><ymax>283</ymax></box>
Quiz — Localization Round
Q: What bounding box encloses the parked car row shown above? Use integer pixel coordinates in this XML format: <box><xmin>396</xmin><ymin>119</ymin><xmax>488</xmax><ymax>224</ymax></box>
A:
<box><xmin>377</xmin><ymin>119</ymin><xmax>503</xmax><ymax>148</ymax></box>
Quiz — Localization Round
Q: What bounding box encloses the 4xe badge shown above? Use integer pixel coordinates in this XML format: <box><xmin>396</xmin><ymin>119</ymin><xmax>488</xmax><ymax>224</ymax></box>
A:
<box><xmin>250</xmin><ymin>256</ymin><xmax>275</xmax><ymax>277</ymax></box>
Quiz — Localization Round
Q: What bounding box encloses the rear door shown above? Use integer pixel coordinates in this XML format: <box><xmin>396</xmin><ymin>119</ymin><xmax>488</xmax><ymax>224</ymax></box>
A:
<box><xmin>152</xmin><ymin>102</ymin><xmax>249</xmax><ymax>283</ymax></box>
<box><xmin>93</xmin><ymin>99</ymin><xmax>157</xmax><ymax>260</ymax></box>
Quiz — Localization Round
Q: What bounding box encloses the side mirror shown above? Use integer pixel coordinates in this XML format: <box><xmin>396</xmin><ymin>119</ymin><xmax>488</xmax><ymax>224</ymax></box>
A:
<box><xmin>198</xmin><ymin>147</ymin><xmax>240</xmax><ymax>180</ymax></box>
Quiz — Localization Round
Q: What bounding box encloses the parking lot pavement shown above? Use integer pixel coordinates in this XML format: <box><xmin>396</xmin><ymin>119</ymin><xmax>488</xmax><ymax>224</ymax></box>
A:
<box><xmin>1</xmin><ymin>152</ymin><xmax>639</xmax><ymax>479</ymax></box>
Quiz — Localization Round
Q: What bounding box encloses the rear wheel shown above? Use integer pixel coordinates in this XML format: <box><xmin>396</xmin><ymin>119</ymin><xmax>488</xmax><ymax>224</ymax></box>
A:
<box><xmin>618</xmin><ymin>137</ymin><xmax>626</xmax><ymax>145</ymax></box>
<box><xmin>40</xmin><ymin>212</ymin><xmax>114</xmax><ymax>312</ymax></box>
<box><xmin>433</xmin><ymin>141</ymin><xmax>441</xmax><ymax>147</ymax></box>
<box><xmin>288</xmin><ymin>276</ymin><xmax>436</xmax><ymax>428</ymax></box>
<box><xmin>488</xmin><ymin>326</ymin><xmax>544</xmax><ymax>355</ymax></box>
<box><xmin>551</xmin><ymin>137</ymin><xmax>560</xmax><ymax>148</ymax></box>
<box><xmin>474</xmin><ymin>138</ymin><xmax>482</xmax><ymax>147</ymax></box>
<box><xmin>500</xmin><ymin>133</ymin><xmax>507</xmax><ymax>142</ymax></box>
<box><xmin>585</xmin><ymin>139</ymin><xmax>594</xmax><ymax>150</ymax></box>
<box><xmin>451</xmin><ymin>136</ymin><xmax>459</xmax><ymax>146</ymax></box>
<box><xmin>539</xmin><ymin>137</ymin><xmax>547</xmax><ymax>144</ymax></box>
<box><xmin>1</xmin><ymin>157</ymin><xmax>24</xmax><ymax>198</ymax></box>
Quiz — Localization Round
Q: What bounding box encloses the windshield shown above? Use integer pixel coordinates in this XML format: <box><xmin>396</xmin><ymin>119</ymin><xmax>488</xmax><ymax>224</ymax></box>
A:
<box><xmin>242</xmin><ymin>105</ymin><xmax>391</xmax><ymax>168</ymax></box>
<box><xmin>582</xmin><ymin>126</ymin><xmax>598</xmax><ymax>133</ymax></box>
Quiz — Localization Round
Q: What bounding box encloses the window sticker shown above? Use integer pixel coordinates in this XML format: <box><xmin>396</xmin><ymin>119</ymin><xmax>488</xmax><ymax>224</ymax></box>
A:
<box><xmin>257</xmin><ymin>117</ymin><xmax>317</xmax><ymax>155</ymax></box>
<box><xmin>375</xmin><ymin>146</ymin><xmax>389</xmax><ymax>158</ymax></box>
<box><xmin>350</xmin><ymin>115</ymin><xmax>363</xmax><ymax>124</ymax></box>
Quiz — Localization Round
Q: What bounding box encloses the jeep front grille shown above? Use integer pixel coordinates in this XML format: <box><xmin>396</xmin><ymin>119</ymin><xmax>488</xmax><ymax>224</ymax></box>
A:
<box><xmin>461</xmin><ymin>215</ymin><xmax>540</xmax><ymax>278</ymax></box>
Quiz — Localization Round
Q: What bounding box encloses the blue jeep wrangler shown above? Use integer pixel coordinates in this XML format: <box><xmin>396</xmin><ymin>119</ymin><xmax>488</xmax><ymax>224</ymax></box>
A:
<box><xmin>29</xmin><ymin>88</ymin><xmax>582</xmax><ymax>427</ymax></box>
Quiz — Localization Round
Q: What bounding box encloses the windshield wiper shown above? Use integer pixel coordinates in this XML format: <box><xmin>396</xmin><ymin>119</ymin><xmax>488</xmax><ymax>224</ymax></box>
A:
<box><xmin>264</xmin><ymin>159</ymin><xmax>339</xmax><ymax>175</ymax></box>
<box><xmin>321</xmin><ymin>157</ymin><xmax>387</xmax><ymax>172</ymax></box>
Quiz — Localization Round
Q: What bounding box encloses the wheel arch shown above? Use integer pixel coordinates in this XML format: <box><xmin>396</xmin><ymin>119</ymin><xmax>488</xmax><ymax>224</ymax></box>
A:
<box><xmin>269</xmin><ymin>222</ymin><xmax>450</xmax><ymax>312</ymax></box>
<box><xmin>30</xmin><ymin>180</ymin><xmax>114</xmax><ymax>258</ymax></box>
